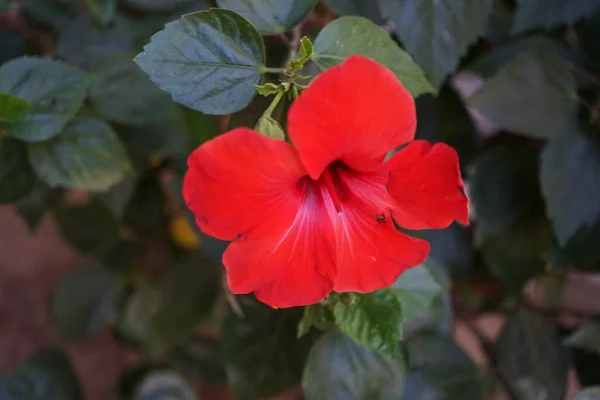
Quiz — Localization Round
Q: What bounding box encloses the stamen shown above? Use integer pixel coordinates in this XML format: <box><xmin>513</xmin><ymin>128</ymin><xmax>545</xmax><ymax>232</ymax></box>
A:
<box><xmin>321</xmin><ymin>168</ymin><xmax>343</xmax><ymax>212</ymax></box>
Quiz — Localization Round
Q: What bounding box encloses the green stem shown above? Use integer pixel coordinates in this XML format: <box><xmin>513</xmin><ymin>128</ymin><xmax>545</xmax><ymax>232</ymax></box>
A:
<box><xmin>291</xmin><ymin>84</ymin><xmax>299</xmax><ymax>99</ymax></box>
<box><xmin>261</xmin><ymin>66</ymin><xmax>285</xmax><ymax>74</ymax></box>
<box><xmin>264</xmin><ymin>90</ymin><xmax>285</xmax><ymax>117</ymax></box>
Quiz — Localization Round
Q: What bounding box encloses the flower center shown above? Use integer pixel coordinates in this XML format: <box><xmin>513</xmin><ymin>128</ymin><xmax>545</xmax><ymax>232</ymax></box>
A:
<box><xmin>321</xmin><ymin>166</ymin><xmax>344</xmax><ymax>213</ymax></box>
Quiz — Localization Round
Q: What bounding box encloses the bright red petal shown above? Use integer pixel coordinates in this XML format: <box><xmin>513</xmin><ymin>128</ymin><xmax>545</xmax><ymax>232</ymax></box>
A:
<box><xmin>183</xmin><ymin>128</ymin><xmax>306</xmax><ymax>241</ymax></box>
<box><xmin>288</xmin><ymin>55</ymin><xmax>416</xmax><ymax>180</ymax></box>
<box><xmin>223</xmin><ymin>181</ymin><xmax>336</xmax><ymax>308</ymax></box>
<box><xmin>384</xmin><ymin>140</ymin><xmax>469</xmax><ymax>230</ymax></box>
<box><xmin>330</xmin><ymin>167</ymin><xmax>430</xmax><ymax>293</ymax></box>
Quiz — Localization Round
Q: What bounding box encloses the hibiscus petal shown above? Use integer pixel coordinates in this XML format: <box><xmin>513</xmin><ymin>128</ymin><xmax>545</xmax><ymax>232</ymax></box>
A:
<box><xmin>385</xmin><ymin>140</ymin><xmax>469</xmax><ymax>230</ymax></box>
<box><xmin>224</xmin><ymin>181</ymin><xmax>336</xmax><ymax>308</ymax></box>
<box><xmin>333</xmin><ymin>202</ymin><xmax>430</xmax><ymax>293</ymax></box>
<box><xmin>288</xmin><ymin>55</ymin><xmax>416</xmax><ymax>180</ymax></box>
<box><xmin>183</xmin><ymin>128</ymin><xmax>306</xmax><ymax>241</ymax></box>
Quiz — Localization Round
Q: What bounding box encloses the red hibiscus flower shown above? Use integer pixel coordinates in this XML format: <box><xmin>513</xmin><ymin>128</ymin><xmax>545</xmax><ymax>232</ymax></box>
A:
<box><xmin>183</xmin><ymin>55</ymin><xmax>468</xmax><ymax>308</ymax></box>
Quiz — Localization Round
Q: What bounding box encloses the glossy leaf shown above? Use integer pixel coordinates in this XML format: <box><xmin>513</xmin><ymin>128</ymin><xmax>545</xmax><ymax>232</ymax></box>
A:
<box><xmin>323</xmin><ymin>0</ymin><xmax>385</xmax><ymax>24</ymax></box>
<box><xmin>0</xmin><ymin>348</ymin><xmax>81</xmax><ymax>400</ymax></box>
<box><xmin>216</xmin><ymin>0</ymin><xmax>317</xmax><ymax>35</ymax></box>
<box><xmin>135</xmin><ymin>9</ymin><xmax>266</xmax><ymax>114</ymax></box>
<box><xmin>512</xmin><ymin>0</ymin><xmax>600</xmax><ymax>34</ymax></box>
<box><xmin>541</xmin><ymin>131</ymin><xmax>600</xmax><ymax>246</ymax></box>
<box><xmin>333</xmin><ymin>289</ymin><xmax>403</xmax><ymax>358</ymax></box>
<box><xmin>379</xmin><ymin>0</ymin><xmax>492</xmax><ymax>88</ymax></box>
<box><xmin>124</xmin><ymin>0</ymin><xmax>207</xmax><ymax>12</ymax></box>
<box><xmin>572</xmin><ymin>387</ymin><xmax>600</xmax><ymax>400</ymax></box>
<box><xmin>90</xmin><ymin>54</ymin><xmax>174</xmax><ymax>125</ymax></box>
<box><xmin>134</xmin><ymin>371</ymin><xmax>197</xmax><ymax>400</ymax></box>
<box><xmin>312</xmin><ymin>16</ymin><xmax>433</xmax><ymax>97</ymax></box>
<box><xmin>87</xmin><ymin>0</ymin><xmax>116</xmax><ymax>26</ymax></box>
<box><xmin>496</xmin><ymin>309</ymin><xmax>568</xmax><ymax>400</ymax></box>
<box><xmin>467</xmin><ymin>45</ymin><xmax>577</xmax><ymax>139</ymax></box>
<box><xmin>406</xmin><ymin>332</ymin><xmax>485</xmax><ymax>400</ymax></box>
<box><xmin>51</xmin><ymin>264</ymin><xmax>120</xmax><ymax>340</ymax></box>
<box><xmin>13</xmin><ymin>181</ymin><xmax>53</xmax><ymax>233</ymax></box>
<box><xmin>0</xmin><ymin>57</ymin><xmax>89</xmax><ymax>142</ymax></box>
<box><xmin>0</xmin><ymin>137</ymin><xmax>36</xmax><ymax>204</ymax></box>
<box><xmin>221</xmin><ymin>299</ymin><xmax>313</xmax><ymax>400</ymax></box>
<box><xmin>564</xmin><ymin>317</ymin><xmax>600</xmax><ymax>355</ymax></box>
<box><xmin>302</xmin><ymin>332</ymin><xmax>406</xmax><ymax>400</ymax></box>
<box><xmin>0</xmin><ymin>93</ymin><xmax>30</xmax><ymax>123</ymax></box>
<box><xmin>28</xmin><ymin>118</ymin><xmax>134</xmax><ymax>191</ymax></box>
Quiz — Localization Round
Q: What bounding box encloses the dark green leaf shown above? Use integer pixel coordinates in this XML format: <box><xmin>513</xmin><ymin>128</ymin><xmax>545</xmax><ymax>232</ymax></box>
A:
<box><xmin>572</xmin><ymin>387</ymin><xmax>600</xmax><ymax>400</ymax></box>
<box><xmin>312</xmin><ymin>16</ymin><xmax>432</xmax><ymax>97</ymax></box>
<box><xmin>134</xmin><ymin>371</ymin><xmax>197</xmax><ymax>400</ymax></box>
<box><xmin>216</xmin><ymin>0</ymin><xmax>317</xmax><ymax>35</ymax></box>
<box><xmin>469</xmin><ymin>142</ymin><xmax>544</xmax><ymax>245</ymax></box>
<box><xmin>0</xmin><ymin>137</ymin><xmax>36</xmax><ymax>204</ymax></box>
<box><xmin>171</xmin><ymin>337</ymin><xmax>227</xmax><ymax>385</ymax></box>
<box><xmin>481</xmin><ymin>219</ymin><xmax>551</xmax><ymax>290</ymax></box>
<box><xmin>564</xmin><ymin>317</ymin><xmax>600</xmax><ymax>355</ymax></box>
<box><xmin>24</xmin><ymin>0</ymin><xmax>77</xmax><ymax>31</ymax></box>
<box><xmin>485</xmin><ymin>0</ymin><xmax>514</xmax><ymax>43</ymax></box>
<box><xmin>415</xmin><ymin>223</ymin><xmax>471</xmax><ymax>281</ymax></box>
<box><xmin>379</xmin><ymin>0</ymin><xmax>492</xmax><ymax>88</ymax></box>
<box><xmin>55</xmin><ymin>198</ymin><xmax>120</xmax><ymax>255</ymax></box>
<box><xmin>97</xmin><ymin>178</ymin><xmax>138</xmax><ymax>220</ymax></box>
<box><xmin>0</xmin><ymin>57</ymin><xmax>89</xmax><ymax>142</ymax></box>
<box><xmin>302</xmin><ymin>332</ymin><xmax>406</xmax><ymax>400</ymax></box>
<box><xmin>178</xmin><ymin>106</ymin><xmax>220</xmax><ymax>150</ymax></box>
<box><xmin>541</xmin><ymin>131</ymin><xmax>600</xmax><ymax>246</ymax></box>
<box><xmin>28</xmin><ymin>118</ymin><xmax>134</xmax><ymax>191</ymax></box>
<box><xmin>297</xmin><ymin>303</ymin><xmax>337</xmax><ymax>338</ymax></box>
<box><xmin>51</xmin><ymin>264</ymin><xmax>120</xmax><ymax>340</ymax></box>
<box><xmin>496</xmin><ymin>309</ymin><xmax>568</xmax><ymax>400</ymax></box>
<box><xmin>56</xmin><ymin>15</ymin><xmax>135</xmax><ymax>71</ymax></box>
<box><xmin>121</xmin><ymin>254</ymin><xmax>220</xmax><ymax>355</ymax></box>
<box><xmin>14</xmin><ymin>181</ymin><xmax>53</xmax><ymax>233</ymax></box>
<box><xmin>323</xmin><ymin>0</ymin><xmax>385</xmax><ymax>24</ymax></box>
<box><xmin>400</xmin><ymin>371</ymin><xmax>445</xmax><ymax>400</ymax></box>
<box><xmin>87</xmin><ymin>0</ymin><xmax>116</xmax><ymax>26</ymax></box>
<box><xmin>512</xmin><ymin>0</ymin><xmax>600</xmax><ymax>34</ymax></box>
<box><xmin>548</xmin><ymin>218</ymin><xmax>600</xmax><ymax>270</ymax></box>
<box><xmin>0</xmin><ymin>93</ymin><xmax>30</xmax><ymax>123</ymax></box>
<box><xmin>255</xmin><ymin>116</ymin><xmax>285</xmax><ymax>139</ymax></box>
<box><xmin>406</xmin><ymin>332</ymin><xmax>485</xmax><ymax>400</ymax></box>
<box><xmin>135</xmin><ymin>9</ymin><xmax>266</xmax><ymax>115</ymax></box>
<box><xmin>0</xmin><ymin>348</ymin><xmax>81</xmax><ymax>400</ymax></box>
<box><xmin>0</xmin><ymin>31</ymin><xmax>26</xmax><ymax>65</ymax></box>
<box><xmin>391</xmin><ymin>264</ymin><xmax>444</xmax><ymax>327</ymax></box>
<box><xmin>467</xmin><ymin>45</ymin><xmax>577</xmax><ymax>138</ymax></box>
<box><xmin>221</xmin><ymin>299</ymin><xmax>313</xmax><ymax>400</ymax></box>
<box><xmin>90</xmin><ymin>54</ymin><xmax>174</xmax><ymax>125</ymax></box>
<box><xmin>333</xmin><ymin>289</ymin><xmax>403</xmax><ymax>358</ymax></box>
<box><xmin>123</xmin><ymin>0</ymin><xmax>203</xmax><ymax>12</ymax></box>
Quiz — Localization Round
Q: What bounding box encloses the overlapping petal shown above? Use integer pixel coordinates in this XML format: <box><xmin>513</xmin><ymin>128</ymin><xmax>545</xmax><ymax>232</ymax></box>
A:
<box><xmin>288</xmin><ymin>55</ymin><xmax>417</xmax><ymax>180</ymax></box>
<box><xmin>182</xmin><ymin>128</ymin><xmax>306</xmax><ymax>241</ymax></box>
<box><xmin>224</xmin><ymin>181</ymin><xmax>336</xmax><ymax>308</ymax></box>
<box><xmin>384</xmin><ymin>140</ymin><xmax>469</xmax><ymax>230</ymax></box>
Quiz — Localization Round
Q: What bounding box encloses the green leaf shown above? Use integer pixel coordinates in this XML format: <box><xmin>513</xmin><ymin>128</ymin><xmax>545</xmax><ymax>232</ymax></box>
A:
<box><xmin>468</xmin><ymin>142</ymin><xmax>544</xmax><ymax>245</ymax></box>
<box><xmin>467</xmin><ymin>46</ymin><xmax>577</xmax><ymax>139</ymax></box>
<box><xmin>97</xmin><ymin>178</ymin><xmax>138</xmax><ymax>220</ymax></box>
<box><xmin>512</xmin><ymin>0</ymin><xmax>600</xmax><ymax>34</ymax></box>
<box><xmin>312</xmin><ymin>16</ymin><xmax>433</xmax><ymax>97</ymax></box>
<box><xmin>0</xmin><ymin>57</ymin><xmax>89</xmax><ymax>142</ymax></box>
<box><xmin>0</xmin><ymin>137</ymin><xmax>36</xmax><ymax>204</ymax></box>
<box><xmin>0</xmin><ymin>93</ymin><xmax>30</xmax><ymax>123</ymax></box>
<box><xmin>56</xmin><ymin>15</ymin><xmax>135</xmax><ymax>71</ymax></box>
<box><xmin>379</xmin><ymin>0</ymin><xmax>492</xmax><ymax>89</ymax></box>
<box><xmin>564</xmin><ymin>317</ymin><xmax>600</xmax><ymax>355</ymax></box>
<box><xmin>134</xmin><ymin>371</ymin><xmax>197</xmax><ymax>400</ymax></box>
<box><xmin>0</xmin><ymin>348</ymin><xmax>81</xmax><ymax>400</ymax></box>
<box><xmin>87</xmin><ymin>0</ymin><xmax>116</xmax><ymax>26</ymax></box>
<box><xmin>333</xmin><ymin>289</ymin><xmax>403</xmax><ymax>358</ymax></box>
<box><xmin>302</xmin><ymin>332</ymin><xmax>407</xmax><ymax>400</ymax></box>
<box><xmin>391</xmin><ymin>264</ymin><xmax>444</xmax><ymax>327</ymax></box>
<box><xmin>23</xmin><ymin>0</ymin><xmax>77</xmax><ymax>32</ymax></box>
<box><xmin>406</xmin><ymin>332</ymin><xmax>485</xmax><ymax>400</ymax></box>
<box><xmin>221</xmin><ymin>299</ymin><xmax>314</xmax><ymax>400</ymax></box>
<box><xmin>170</xmin><ymin>337</ymin><xmax>227</xmax><ymax>385</ymax></box>
<box><xmin>297</xmin><ymin>303</ymin><xmax>337</xmax><ymax>338</ymax></box>
<box><xmin>287</xmin><ymin>36</ymin><xmax>313</xmax><ymax>72</ymax></box>
<box><xmin>28</xmin><ymin>118</ymin><xmax>134</xmax><ymax>191</ymax></box>
<box><xmin>548</xmin><ymin>218</ymin><xmax>600</xmax><ymax>270</ymax></box>
<box><xmin>541</xmin><ymin>130</ymin><xmax>600</xmax><ymax>246</ymax></box>
<box><xmin>496</xmin><ymin>309</ymin><xmax>568</xmax><ymax>400</ymax></box>
<box><xmin>55</xmin><ymin>198</ymin><xmax>120</xmax><ymax>255</ymax></box>
<box><xmin>572</xmin><ymin>387</ymin><xmax>600</xmax><ymax>400</ymax></box>
<box><xmin>253</xmin><ymin>82</ymin><xmax>280</xmax><ymax>96</ymax></box>
<box><xmin>178</xmin><ymin>106</ymin><xmax>220</xmax><ymax>150</ymax></box>
<box><xmin>90</xmin><ymin>54</ymin><xmax>174</xmax><ymax>125</ymax></box>
<box><xmin>323</xmin><ymin>0</ymin><xmax>385</xmax><ymax>24</ymax></box>
<box><xmin>416</xmin><ymin>223</ymin><xmax>471</xmax><ymax>281</ymax></box>
<box><xmin>255</xmin><ymin>116</ymin><xmax>285</xmax><ymax>139</ymax></box>
<box><xmin>135</xmin><ymin>9</ymin><xmax>266</xmax><ymax>115</ymax></box>
<box><xmin>216</xmin><ymin>0</ymin><xmax>317</xmax><ymax>35</ymax></box>
<box><xmin>14</xmin><ymin>181</ymin><xmax>53</xmax><ymax>233</ymax></box>
<box><xmin>51</xmin><ymin>264</ymin><xmax>120</xmax><ymax>340</ymax></box>
<box><xmin>121</xmin><ymin>254</ymin><xmax>220</xmax><ymax>355</ymax></box>
<box><xmin>124</xmin><ymin>0</ymin><xmax>207</xmax><ymax>12</ymax></box>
